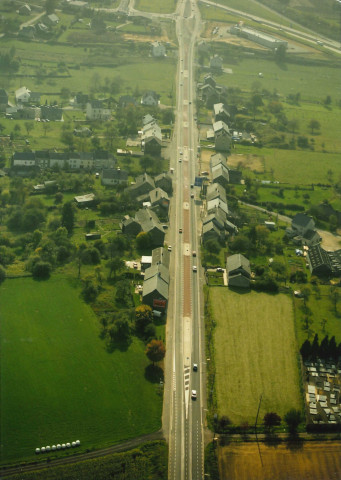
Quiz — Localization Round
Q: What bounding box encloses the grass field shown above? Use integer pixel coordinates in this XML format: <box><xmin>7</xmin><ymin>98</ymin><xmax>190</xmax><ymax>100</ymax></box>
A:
<box><xmin>218</xmin><ymin>441</ymin><xmax>341</xmax><ymax>480</ymax></box>
<box><xmin>0</xmin><ymin>277</ymin><xmax>162</xmax><ymax>464</ymax></box>
<box><xmin>135</xmin><ymin>0</ymin><xmax>176</xmax><ymax>14</ymax></box>
<box><xmin>210</xmin><ymin>289</ymin><xmax>301</xmax><ymax>424</ymax></box>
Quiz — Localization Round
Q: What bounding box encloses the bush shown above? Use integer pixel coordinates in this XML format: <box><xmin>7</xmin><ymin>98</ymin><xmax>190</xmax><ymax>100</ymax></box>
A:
<box><xmin>32</xmin><ymin>261</ymin><xmax>52</xmax><ymax>279</ymax></box>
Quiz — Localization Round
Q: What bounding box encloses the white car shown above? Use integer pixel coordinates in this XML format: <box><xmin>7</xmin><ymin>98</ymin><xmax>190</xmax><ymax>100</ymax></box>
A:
<box><xmin>192</xmin><ymin>265</ymin><xmax>197</xmax><ymax>272</ymax></box>
<box><xmin>168</xmin><ymin>245</ymin><xmax>172</xmax><ymax>252</ymax></box>
<box><xmin>191</xmin><ymin>389</ymin><xmax>197</xmax><ymax>399</ymax></box>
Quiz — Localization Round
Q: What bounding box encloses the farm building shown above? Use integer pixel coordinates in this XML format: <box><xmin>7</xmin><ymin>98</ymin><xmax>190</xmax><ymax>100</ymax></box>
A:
<box><xmin>226</xmin><ymin>254</ymin><xmax>251</xmax><ymax>288</ymax></box>
<box><xmin>230</xmin><ymin>25</ymin><xmax>288</xmax><ymax>51</ymax></box>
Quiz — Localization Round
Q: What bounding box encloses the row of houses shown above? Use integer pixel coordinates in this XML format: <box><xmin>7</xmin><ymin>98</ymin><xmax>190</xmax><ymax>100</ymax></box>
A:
<box><xmin>198</xmin><ymin>74</ymin><xmax>228</xmax><ymax>109</ymax></box>
<box><xmin>140</xmin><ymin>114</ymin><xmax>162</xmax><ymax>156</ymax></box>
<box><xmin>11</xmin><ymin>150</ymin><xmax>115</xmax><ymax>173</ymax></box>
<box><xmin>142</xmin><ymin>247</ymin><xmax>170</xmax><ymax>311</ymax></box>
<box><xmin>121</xmin><ymin>207</ymin><xmax>165</xmax><ymax>247</ymax></box>
<box><xmin>19</xmin><ymin>13</ymin><xmax>60</xmax><ymax>39</ymax></box>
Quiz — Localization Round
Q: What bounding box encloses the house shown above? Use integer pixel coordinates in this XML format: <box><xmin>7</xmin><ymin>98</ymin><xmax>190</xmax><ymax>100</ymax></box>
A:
<box><xmin>291</xmin><ymin>213</ymin><xmax>315</xmax><ymax>237</ymax></box>
<box><xmin>203</xmin><ymin>74</ymin><xmax>217</xmax><ymax>88</ymax></box>
<box><xmin>141</xmin><ymin>91</ymin><xmax>159</xmax><ymax>106</ymax></box>
<box><xmin>19</xmin><ymin>4</ymin><xmax>31</xmax><ymax>15</ymax></box>
<box><xmin>12</xmin><ymin>151</ymin><xmax>36</xmax><ymax>167</ymax></box>
<box><xmin>142</xmin><ymin>114</ymin><xmax>155</xmax><ymax>126</ymax></box>
<box><xmin>151</xmin><ymin>41</ymin><xmax>166</xmax><ymax>57</ymax></box>
<box><xmin>206</xmin><ymin>182</ymin><xmax>227</xmax><ymax>203</ymax></box>
<box><xmin>69</xmin><ymin>152</ymin><xmax>94</xmax><ymax>170</ymax></box>
<box><xmin>149</xmin><ymin>188</ymin><xmax>170</xmax><ymax>212</ymax></box>
<box><xmin>35</xmin><ymin>150</ymin><xmax>50</xmax><ymax>169</ymax></box>
<box><xmin>101</xmin><ymin>168</ymin><xmax>128</xmax><ymax>186</ymax></box>
<box><xmin>45</xmin><ymin>13</ymin><xmax>59</xmax><ymax>25</ymax></box>
<box><xmin>118</xmin><ymin>95</ymin><xmax>137</xmax><ymax>108</ymax></box>
<box><xmin>142</xmin><ymin>129</ymin><xmax>162</xmax><ymax>156</ymax></box>
<box><xmin>202</xmin><ymin>212</ymin><xmax>226</xmax><ymax>232</ymax></box>
<box><xmin>200</xmin><ymin>84</ymin><xmax>220</xmax><ymax>107</ymax></box>
<box><xmin>142</xmin><ymin>274</ymin><xmax>168</xmax><ymax>310</ymax></box>
<box><xmin>211</xmin><ymin>164</ymin><xmax>229</xmax><ymax>189</ymax></box>
<box><xmin>144</xmin><ymin>263</ymin><xmax>169</xmax><ymax>284</ymax></box>
<box><xmin>207</xmin><ymin>198</ymin><xmax>229</xmax><ymax>217</ymax></box>
<box><xmin>264</xmin><ymin>221</ymin><xmax>276</xmax><ymax>231</ymax></box>
<box><xmin>40</xmin><ymin>105</ymin><xmax>63</xmax><ymax>121</ymax></box>
<box><xmin>210</xmin><ymin>152</ymin><xmax>226</xmax><ymax>169</ymax></box>
<box><xmin>86</xmin><ymin>100</ymin><xmax>111</xmax><ymax>120</ymax></box>
<box><xmin>19</xmin><ymin>25</ymin><xmax>35</xmax><ymax>39</ymax></box>
<box><xmin>141</xmin><ymin>255</ymin><xmax>153</xmax><ymax>270</ymax></box>
<box><xmin>15</xmin><ymin>87</ymin><xmax>31</xmax><ymax>104</ymax></box>
<box><xmin>210</xmin><ymin>55</ymin><xmax>223</xmax><ymax>70</ymax></box>
<box><xmin>0</xmin><ymin>89</ymin><xmax>8</xmax><ymax>112</ymax></box>
<box><xmin>301</xmin><ymin>229</ymin><xmax>321</xmax><ymax>247</ymax></box>
<box><xmin>126</xmin><ymin>173</ymin><xmax>155</xmax><ymax>197</ymax></box>
<box><xmin>202</xmin><ymin>220</ymin><xmax>224</xmax><ymax>244</ymax></box>
<box><xmin>154</xmin><ymin>172</ymin><xmax>173</xmax><ymax>195</ymax></box>
<box><xmin>307</xmin><ymin>245</ymin><xmax>341</xmax><ymax>277</ymax></box>
<box><xmin>142</xmin><ymin>122</ymin><xmax>161</xmax><ymax>136</ymax></box>
<box><xmin>213</xmin><ymin>103</ymin><xmax>230</xmax><ymax>124</ymax></box>
<box><xmin>93</xmin><ymin>150</ymin><xmax>114</xmax><ymax>170</ymax></box>
<box><xmin>49</xmin><ymin>152</ymin><xmax>69</xmax><ymax>169</ymax></box>
<box><xmin>73</xmin><ymin>127</ymin><xmax>92</xmax><ymax>137</ymax></box>
<box><xmin>74</xmin><ymin>193</ymin><xmax>95</xmax><ymax>207</ymax></box>
<box><xmin>135</xmin><ymin>207</ymin><xmax>165</xmax><ymax>246</ymax></box>
<box><xmin>152</xmin><ymin>246</ymin><xmax>170</xmax><ymax>269</ymax></box>
<box><xmin>121</xmin><ymin>215</ymin><xmax>141</xmax><ymax>236</ymax></box>
<box><xmin>36</xmin><ymin>23</ymin><xmax>49</xmax><ymax>35</ymax></box>
<box><xmin>226</xmin><ymin>254</ymin><xmax>251</xmax><ymax>288</ymax></box>
<box><xmin>213</xmin><ymin>121</ymin><xmax>232</xmax><ymax>152</ymax></box>
<box><xmin>12</xmin><ymin>107</ymin><xmax>37</xmax><ymax>120</ymax></box>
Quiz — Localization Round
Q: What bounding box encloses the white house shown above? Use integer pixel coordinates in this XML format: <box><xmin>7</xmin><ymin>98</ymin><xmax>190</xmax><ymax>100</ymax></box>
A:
<box><xmin>141</xmin><ymin>91</ymin><xmax>159</xmax><ymax>107</ymax></box>
<box><xmin>15</xmin><ymin>86</ymin><xmax>31</xmax><ymax>103</ymax></box>
<box><xmin>86</xmin><ymin>100</ymin><xmax>111</xmax><ymax>120</ymax></box>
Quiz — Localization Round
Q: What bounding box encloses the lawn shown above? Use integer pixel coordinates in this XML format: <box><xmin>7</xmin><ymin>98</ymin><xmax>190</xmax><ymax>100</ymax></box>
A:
<box><xmin>210</xmin><ymin>289</ymin><xmax>301</xmax><ymax>424</ymax></box>
<box><xmin>218</xmin><ymin>441</ymin><xmax>341</xmax><ymax>480</ymax></box>
<box><xmin>0</xmin><ymin>276</ymin><xmax>162</xmax><ymax>464</ymax></box>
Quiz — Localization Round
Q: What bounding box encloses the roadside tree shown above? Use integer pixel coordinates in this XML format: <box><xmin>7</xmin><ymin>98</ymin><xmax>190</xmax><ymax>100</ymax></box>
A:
<box><xmin>145</xmin><ymin>339</ymin><xmax>165</xmax><ymax>365</ymax></box>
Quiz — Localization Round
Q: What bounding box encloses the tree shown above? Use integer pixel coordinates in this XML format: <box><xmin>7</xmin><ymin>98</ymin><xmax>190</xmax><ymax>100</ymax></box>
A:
<box><xmin>24</xmin><ymin>121</ymin><xmax>34</xmax><ymax>135</ymax></box>
<box><xmin>135</xmin><ymin>304</ymin><xmax>153</xmax><ymax>335</ymax></box>
<box><xmin>61</xmin><ymin>202</ymin><xmax>75</xmax><ymax>233</ymax></box>
<box><xmin>42</xmin><ymin>122</ymin><xmax>51</xmax><ymax>137</ymax></box>
<box><xmin>106</xmin><ymin>257</ymin><xmax>124</xmax><ymax>279</ymax></box>
<box><xmin>288</xmin><ymin>118</ymin><xmax>299</xmax><ymax>134</ymax></box>
<box><xmin>108</xmin><ymin>317</ymin><xmax>131</xmax><ymax>342</ymax></box>
<box><xmin>136</xmin><ymin>231</ymin><xmax>152</xmax><ymax>250</ymax></box>
<box><xmin>300</xmin><ymin>339</ymin><xmax>312</xmax><ymax>359</ymax></box>
<box><xmin>46</xmin><ymin>0</ymin><xmax>57</xmax><ymax>13</ymax></box>
<box><xmin>205</xmin><ymin>239</ymin><xmax>221</xmax><ymax>254</ymax></box>
<box><xmin>145</xmin><ymin>339</ymin><xmax>165</xmax><ymax>365</ymax></box>
<box><xmin>284</xmin><ymin>409</ymin><xmax>302</xmax><ymax>435</ymax></box>
<box><xmin>263</xmin><ymin>412</ymin><xmax>281</xmax><ymax>431</ymax></box>
<box><xmin>308</xmin><ymin>119</ymin><xmax>320</xmax><ymax>134</ymax></box>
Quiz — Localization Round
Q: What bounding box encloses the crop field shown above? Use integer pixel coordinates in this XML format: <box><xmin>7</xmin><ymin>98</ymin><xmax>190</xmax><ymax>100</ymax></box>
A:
<box><xmin>218</xmin><ymin>441</ymin><xmax>341</xmax><ymax>480</ymax></box>
<box><xmin>135</xmin><ymin>0</ymin><xmax>176</xmax><ymax>14</ymax></box>
<box><xmin>0</xmin><ymin>277</ymin><xmax>162</xmax><ymax>463</ymax></box>
<box><xmin>210</xmin><ymin>289</ymin><xmax>301</xmax><ymax>424</ymax></box>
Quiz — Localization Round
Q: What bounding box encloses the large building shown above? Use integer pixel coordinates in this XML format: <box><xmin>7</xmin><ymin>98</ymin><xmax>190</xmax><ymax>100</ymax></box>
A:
<box><xmin>230</xmin><ymin>25</ymin><xmax>288</xmax><ymax>51</ymax></box>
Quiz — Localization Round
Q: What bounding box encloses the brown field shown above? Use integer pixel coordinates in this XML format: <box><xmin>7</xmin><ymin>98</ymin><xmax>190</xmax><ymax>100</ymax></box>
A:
<box><xmin>211</xmin><ymin>289</ymin><xmax>301</xmax><ymax>424</ymax></box>
<box><xmin>228</xmin><ymin>153</ymin><xmax>265</xmax><ymax>173</ymax></box>
<box><xmin>218</xmin><ymin>441</ymin><xmax>341</xmax><ymax>480</ymax></box>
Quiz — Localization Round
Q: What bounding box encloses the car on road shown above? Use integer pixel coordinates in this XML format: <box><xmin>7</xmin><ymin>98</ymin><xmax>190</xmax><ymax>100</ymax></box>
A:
<box><xmin>191</xmin><ymin>389</ymin><xmax>197</xmax><ymax>399</ymax></box>
<box><xmin>179</xmin><ymin>228</ymin><xmax>183</xmax><ymax>233</ymax></box>
<box><xmin>193</xmin><ymin>363</ymin><xmax>198</xmax><ymax>371</ymax></box>
<box><xmin>192</xmin><ymin>251</ymin><xmax>196</xmax><ymax>257</ymax></box>
<box><xmin>190</xmin><ymin>183</ymin><xmax>194</xmax><ymax>188</ymax></box>
<box><xmin>168</xmin><ymin>245</ymin><xmax>172</xmax><ymax>252</ymax></box>
<box><xmin>191</xmin><ymin>193</ymin><xmax>194</xmax><ymax>199</ymax></box>
<box><xmin>179</xmin><ymin>158</ymin><xmax>182</xmax><ymax>162</ymax></box>
<box><xmin>216</xmin><ymin>267</ymin><xmax>224</xmax><ymax>272</ymax></box>
<box><xmin>192</xmin><ymin>265</ymin><xmax>197</xmax><ymax>272</ymax></box>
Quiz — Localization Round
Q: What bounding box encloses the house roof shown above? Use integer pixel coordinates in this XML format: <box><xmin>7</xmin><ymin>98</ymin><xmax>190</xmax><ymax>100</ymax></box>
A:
<box><xmin>143</xmin><ymin>274</ymin><xmax>169</xmax><ymax>300</ymax></box>
<box><xmin>206</xmin><ymin>182</ymin><xmax>227</xmax><ymax>202</ymax></box>
<box><xmin>226</xmin><ymin>254</ymin><xmax>251</xmax><ymax>276</ymax></box>
<box><xmin>102</xmin><ymin>168</ymin><xmax>128</xmax><ymax>180</ymax></box>
<box><xmin>303</xmin><ymin>229</ymin><xmax>320</xmax><ymax>241</ymax></box>
<box><xmin>307</xmin><ymin>245</ymin><xmax>332</xmax><ymax>272</ymax></box>
<box><xmin>135</xmin><ymin>207</ymin><xmax>163</xmax><ymax>233</ymax></box>
<box><xmin>292</xmin><ymin>213</ymin><xmax>314</xmax><ymax>228</ymax></box>
<box><xmin>152</xmin><ymin>246</ymin><xmax>170</xmax><ymax>268</ymax></box>
<box><xmin>142</xmin><ymin>90</ymin><xmax>159</xmax><ymax>100</ymax></box>
<box><xmin>202</xmin><ymin>212</ymin><xmax>225</xmax><ymax>230</ymax></box>
<box><xmin>204</xmin><ymin>73</ymin><xmax>216</xmax><ymax>85</ymax></box>
<box><xmin>212</xmin><ymin>163</ymin><xmax>229</xmax><ymax>180</ymax></box>
<box><xmin>143</xmin><ymin>129</ymin><xmax>162</xmax><ymax>144</ymax></box>
<box><xmin>89</xmin><ymin>99</ymin><xmax>104</xmax><ymax>109</ymax></box>
<box><xmin>213</xmin><ymin>103</ymin><xmax>230</xmax><ymax>118</ymax></box>
<box><xmin>202</xmin><ymin>220</ymin><xmax>221</xmax><ymax>236</ymax></box>
<box><xmin>50</xmin><ymin>152</ymin><xmax>68</xmax><ymax>160</ymax></box>
<box><xmin>149</xmin><ymin>187</ymin><xmax>169</xmax><ymax>204</ymax></box>
<box><xmin>213</xmin><ymin>120</ymin><xmax>230</xmax><ymax>134</ymax></box>
<box><xmin>47</xmin><ymin>13</ymin><xmax>59</xmax><ymax>22</ymax></box>
<box><xmin>74</xmin><ymin>193</ymin><xmax>95</xmax><ymax>203</ymax></box>
<box><xmin>144</xmin><ymin>263</ymin><xmax>169</xmax><ymax>284</ymax></box>
<box><xmin>142</xmin><ymin>122</ymin><xmax>161</xmax><ymax>135</ymax></box>
<box><xmin>136</xmin><ymin>173</ymin><xmax>155</xmax><ymax>188</ymax></box>
<box><xmin>13</xmin><ymin>151</ymin><xmax>35</xmax><ymax>160</ymax></box>
<box><xmin>122</xmin><ymin>216</ymin><xmax>139</xmax><ymax>228</ymax></box>
<box><xmin>155</xmin><ymin>172</ymin><xmax>172</xmax><ymax>183</ymax></box>
<box><xmin>207</xmin><ymin>198</ymin><xmax>229</xmax><ymax>215</ymax></box>
<box><xmin>15</xmin><ymin>86</ymin><xmax>30</xmax><ymax>98</ymax></box>
<box><xmin>210</xmin><ymin>152</ymin><xmax>226</xmax><ymax>167</ymax></box>
<box><xmin>142</xmin><ymin>114</ymin><xmax>155</xmax><ymax>125</ymax></box>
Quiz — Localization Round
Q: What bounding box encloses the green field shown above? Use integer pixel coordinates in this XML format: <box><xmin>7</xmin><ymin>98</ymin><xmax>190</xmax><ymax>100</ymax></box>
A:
<box><xmin>210</xmin><ymin>289</ymin><xmax>301</xmax><ymax>424</ymax></box>
<box><xmin>0</xmin><ymin>277</ymin><xmax>162</xmax><ymax>464</ymax></box>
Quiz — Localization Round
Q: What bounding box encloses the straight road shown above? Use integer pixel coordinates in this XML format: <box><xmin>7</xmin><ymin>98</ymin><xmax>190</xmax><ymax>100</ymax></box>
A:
<box><xmin>164</xmin><ymin>1</ymin><xmax>206</xmax><ymax>479</ymax></box>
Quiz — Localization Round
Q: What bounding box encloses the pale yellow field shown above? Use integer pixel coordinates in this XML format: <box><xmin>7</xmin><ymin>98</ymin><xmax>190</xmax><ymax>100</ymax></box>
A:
<box><xmin>218</xmin><ymin>442</ymin><xmax>341</xmax><ymax>480</ymax></box>
<box><xmin>211</xmin><ymin>289</ymin><xmax>301</xmax><ymax>424</ymax></box>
